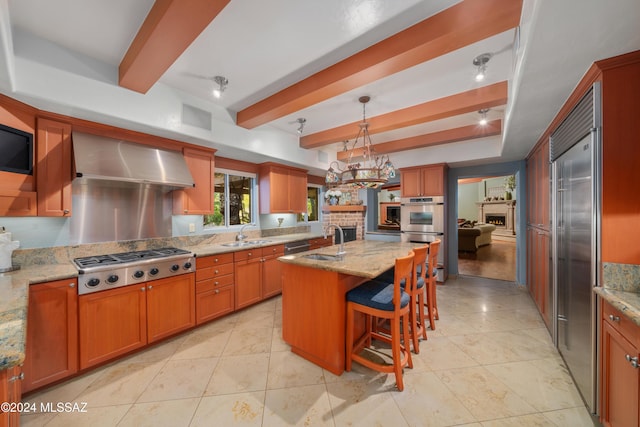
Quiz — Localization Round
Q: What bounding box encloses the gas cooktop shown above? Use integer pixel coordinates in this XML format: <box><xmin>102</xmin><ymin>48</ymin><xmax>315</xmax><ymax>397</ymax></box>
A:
<box><xmin>73</xmin><ymin>247</ymin><xmax>191</xmax><ymax>270</ymax></box>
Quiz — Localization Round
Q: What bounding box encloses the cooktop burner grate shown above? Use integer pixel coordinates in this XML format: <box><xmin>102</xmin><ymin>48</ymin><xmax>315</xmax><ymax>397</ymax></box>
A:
<box><xmin>73</xmin><ymin>247</ymin><xmax>192</xmax><ymax>269</ymax></box>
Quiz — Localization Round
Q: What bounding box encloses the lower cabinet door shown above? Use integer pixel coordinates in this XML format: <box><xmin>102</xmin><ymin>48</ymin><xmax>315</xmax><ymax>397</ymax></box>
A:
<box><xmin>235</xmin><ymin>260</ymin><xmax>262</xmax><ymax>309</ymax></box>
<box><xmin>196</xmin><ymin>285</ymin><xmax>235</xmax><ymax>324</ymax></box>
<box><xmin>262</xmin><ymin>256</ymin><xmax>283</xmax><ymax>299</ymax></box>
<box><xmin>146</xmin><ymin>274</ymin><xmax>196</xmax><ymax>343</ymax></box>
<box><xmin>79</xmin><ymin>285</ymin><xmax>147</xmax><ymax>369</ymax></box>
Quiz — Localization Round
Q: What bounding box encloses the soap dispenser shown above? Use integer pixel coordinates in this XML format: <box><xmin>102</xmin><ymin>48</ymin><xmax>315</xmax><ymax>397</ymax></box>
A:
<box><xmin>0</xmin><ymin>227</ymin><xmax>20</xmax><ymax>272</ymax></box>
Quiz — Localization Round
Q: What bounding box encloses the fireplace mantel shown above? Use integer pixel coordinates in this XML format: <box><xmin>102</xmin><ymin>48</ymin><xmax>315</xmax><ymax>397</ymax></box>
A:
<box><xmin>476</xmin><ymin>200</ymin><xmax>516</xmax><ymax>237</ymax></box>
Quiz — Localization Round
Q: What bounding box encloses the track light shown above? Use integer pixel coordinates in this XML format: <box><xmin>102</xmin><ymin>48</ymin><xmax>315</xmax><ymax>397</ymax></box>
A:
<box><xmin>473</xmin><ymin>53</ymin><xmax>493</xmax><ymax>82</ymax></box>
<box><xmin>478</xmin><ymin>108</ymin><xmax>489</xmax><ymax>125</ymax></box>
<box><xmin>295</xmin><ymin>118</ymin><xmax>306</xmax><ymax>134</ymax></box>
<box><xmin>212</xmin><ymin>75</ymin><xmax>228</xmax><ymax>98</ymax></box>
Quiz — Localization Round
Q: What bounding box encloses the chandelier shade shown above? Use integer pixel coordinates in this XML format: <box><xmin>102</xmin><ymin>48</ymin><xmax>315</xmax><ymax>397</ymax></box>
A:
<box><xmin>325</xmin><ymin>96</ymin><xmax>395</xmax><ymax>189</ymax></box>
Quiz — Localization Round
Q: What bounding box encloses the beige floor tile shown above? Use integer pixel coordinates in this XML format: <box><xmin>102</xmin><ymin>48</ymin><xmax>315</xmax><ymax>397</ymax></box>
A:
<box><xmin>223</xmin><ymin>327</ymin><xmax>273</xmax><ymax>356</ymax></box>
<box><xmin>270</xmin><ymin>327</ymin><xmax>289</xmax><ymax>353</ymax></box>
<box><xmin>266</xmin><ymin>351</ymin><xmax>326</xmax><ymax>389</ymax></box>
<box><xmin>326</xmin><ymin>378</ymin><xmax>408</xmax><ymax>426</ymax></box>
<box><xmin>484</xmin><ymin>358</ymin><xmax>585</xmax><ymax>412</ymax></box>
<box><xmin>78</xmin><ymin>361</ymin><xmax>165</xmax><ymax>407</ymax></box>
<box><xmin>435</xmin><ymin>366</ymin><xmax>536</xmax><ymax>421</ymax></box>
<box><xmin>480</xmin><ymin>413</ymin><xmax>557</xmax><ymax>426</ymax></box>
<box><xmin>263</xmin><ymin>384</ymin><xmax>334</xmax><ymax>426</ymax></box>
<box><xmin>137</xmin><ymin>357</ymin><xmax>217</xmax><ymax>402</ymax></box>
<box><xmin>118</xmin><ymin>398</ymin><xmax>200</xmax><ymax>427</ymax></box>
<box><xmin>190</xmin><ymin>392</ymin><xmax>265</xmax><ymax>426</ymax></box>
<box><xmin>171</xmin><ymin>327</ymin><xmax>232</xmax><ymax>360</ymax></box>
<box><xmin>391</xmin><ymin>371</ymin><xmax>477</xmax><ymax>426</ymax></box>
<box><xmin>541</xmin><ymin>406</ymin><xmax>598</xmax><ymax>426</ymax></box>
<box><xmin>23</xmin><ymin>367</ymin><xmax>104</xmax><ymax>407</ymax></box>
<box><xmin>121</xmin><ymin>335</ymin><xmax>186</xmax><ymax>364</ymax></box>
<box><xmin>205</xmin><ymin>353</ymin><xmax>270</xmax><ymax>395</ymax></box>
<box><xmin>416</xmin><ymin>336</ymin><xmax>480</xmax><ymax>371</ymax></box>
<box><xmin>40</xmin><ymin>403</ymin><xmax>131</xmax><ymax>427</ymax></box>
<box><xmin>234</xmin><ymin>309</ymin><xmax>276</xmax><ymax>331</ymax></box>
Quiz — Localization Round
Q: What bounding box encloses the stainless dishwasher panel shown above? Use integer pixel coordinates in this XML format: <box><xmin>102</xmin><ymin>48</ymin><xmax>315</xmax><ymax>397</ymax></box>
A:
<box><xmin>284</xmin><ymin>240</ymin><xmax>310</xmax><ymax>254</ymax></box>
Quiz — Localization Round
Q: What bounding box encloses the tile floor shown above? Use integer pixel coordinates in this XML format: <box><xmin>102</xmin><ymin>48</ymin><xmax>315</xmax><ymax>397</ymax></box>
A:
<box><xmin>21</xmin><ymin>275</ymin><xmax>597</xmax><ymax>426</ymax></box>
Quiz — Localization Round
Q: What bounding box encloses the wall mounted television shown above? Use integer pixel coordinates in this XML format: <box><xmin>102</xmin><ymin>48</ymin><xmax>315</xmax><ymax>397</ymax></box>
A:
<box><xmin>0</xmin><ymin>123</ymin><xmax>33</xmax><ymax>175</ymax></box>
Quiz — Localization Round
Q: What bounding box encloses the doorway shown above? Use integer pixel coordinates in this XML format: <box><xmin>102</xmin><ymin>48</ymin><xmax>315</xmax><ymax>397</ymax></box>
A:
<box><xmin>448</xmin><ymin>162</ymin><xmax>525</xmax><ymax>285</ymax></box>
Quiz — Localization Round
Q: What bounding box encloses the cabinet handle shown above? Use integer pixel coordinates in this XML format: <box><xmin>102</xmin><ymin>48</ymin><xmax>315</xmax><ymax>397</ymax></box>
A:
<box><xmin>148</xmin><ymin>285</ymin><xmax>153</xmax><ymax>290</ymax></box>
<box><xmin>215</xmin><ymin>269</ymin><xmax>219</xmax><ymax>274</ymax></box>
<box><xmin>63</xmin><ymin>209</ymin><xmax>70</xmax><ymax>215</ymax></box>
<box><xmin>214</xmin><ymin>281</ymin><xmax>219</xmax><ymax>285</ymax></box>
<box><xmin>184</xmin><ymin>210</ymin><xmax>188</xmax><ymax>213</ymax></box>
<box><xmin>214</xmin><ymin>258</ymin><xmax>218</xmax><ymax>262</ymax></box>
<box><xmin>609</xmin><ymin>314</ymin><xmax>620</xmax><ymax>322</ymax></box>
<box><xmin>9</xmin><ymin>372</ymin><xmax>24</xmax><ymax>382</ymax></box>
<box><xmin>69</xmin><ymin>282</ymin><xmax>75</xmax><ymax>288</ymax></box>
<box><xmin>215</xmin><ymin>289</ymin><xmax>219</xmax><ymax>294</ymax></box>
<box><xmin>141</xmin><ymin>287</ymin><xmax>146</xmax><ymax>291</ymax></box>
<box><xmin>626</xmin><ymin>354</ymin><xmax>639</xmax><ymax>368</ymax></box>
<box><xmin>248</xmin><ymin>252</ymin><xmax>252</xmax><ymax>256</ymax></box>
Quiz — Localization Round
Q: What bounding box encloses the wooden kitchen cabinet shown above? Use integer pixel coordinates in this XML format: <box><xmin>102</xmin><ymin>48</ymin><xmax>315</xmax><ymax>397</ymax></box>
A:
<box><xmin>195</xmin><ymin>253</ymin><xmax>235</xmax><ymax>324</ymax></box>
<box><xmin>526</xmin><ymin>227</ymin><xmax>551</xmax><ymax>329</ymax></box>
<box><xmin>0</xmin><ymin>365</ymin><xmax>22</xmax><ymax>427</ymax></box>
<box><xmin>23</xmin><ymin>278</ymin><xmax>78</xmax><ymax>393</ymax></box>
<box><xmin>79</xmin><ymin>273</ymin><xmax>196</xmax><ymax>369</ymax></box>
<box><xmin>234</xmin><ymin>244</ymin><xmax>286</xmax><ymax>309</ymax></box>
<box><xmin>601</xmin><ymin>300</ymin><xmax>640</xmax><ymax>427</ymax></box>
<box><xmin>173</xmin><ymin>147</ymin><xmax>215</xmax><ymax>215</ymax></box>
<box><xmin>36</xmin><ymin>117</ymin><xmax>73</xmax><ymax>217</ymax></box>
<box><xmin>79</xmin><ymin>284</ymin><xmax>147</xmax><ymax>369</ymax></box>
<box><xmin>259</xmin><ymin>163</ymin><xmax>308</xmax><ymax>213</ymax></box>
<box><xmin>527</xmin><ymin>138</ymin><xmax>550</xmax><ymax>228</ymax></box>
<box><xmin>146</xmin><ymin>274</ymin><xmax>196</xmax><ymax>343</ymax></box>
<box><xmin>400</xmin><ymin>164</ymin><xmax>446</xmax><ymax>197</ymax></box>
<box><xmin>309</xmin><ymin>236</ymin><xmax>332</xmax><ymax>250</ymax></box>
<box><xmin>262</xmin><ymin>244</ymin><xmax>285</xmax><ymax>299</ymax></box>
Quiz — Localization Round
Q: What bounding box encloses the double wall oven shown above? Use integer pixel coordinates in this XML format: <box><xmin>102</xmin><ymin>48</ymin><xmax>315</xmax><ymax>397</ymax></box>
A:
<box><xmin>400</xmin><ymin>196</ymin><xmax>446</xmax><ymax>281</ymax></box>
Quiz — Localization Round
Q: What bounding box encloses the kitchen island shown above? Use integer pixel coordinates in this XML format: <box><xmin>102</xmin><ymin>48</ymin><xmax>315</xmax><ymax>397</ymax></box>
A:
<box><xmin>277</xmin><ymin>239</ymin><xmax>421</xmax><ymax>375</ymax></box>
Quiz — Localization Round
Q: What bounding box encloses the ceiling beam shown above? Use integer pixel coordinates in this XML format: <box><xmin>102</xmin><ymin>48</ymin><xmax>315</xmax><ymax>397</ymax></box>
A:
<box><xmin>119</xmin><ymin>0</ymin><xmax>230</xmax><ymax>94</ymax></box>
<box><xmin>236</xmin><ymin>0</ymin><xmax>522</xmax><ymax>129</ymax></box>
<box><xmin>302</xmin><ymin>81</ymin><xmax>508</xmax><ymax>149</ymax></box>
<box><xmin>336</xmin><ymin>120</ymin><xmax>502</xmax><ymax>161</ymax></box>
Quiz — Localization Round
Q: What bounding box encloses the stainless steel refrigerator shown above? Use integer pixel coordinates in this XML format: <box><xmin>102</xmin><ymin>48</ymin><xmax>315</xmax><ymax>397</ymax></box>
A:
<box><xmin>551</xmin><ymin>83</ymin><xmax>601</xmax><ymax>415</ymax></box>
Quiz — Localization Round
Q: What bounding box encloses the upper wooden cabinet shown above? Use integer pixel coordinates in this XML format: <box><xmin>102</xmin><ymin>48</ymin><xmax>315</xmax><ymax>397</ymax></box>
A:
<box><xmin>173</xmin><ymin>147</ymin><xmax>215</xmax><ymax>215</ymax></box>
<box><xmin>259</xmin><ymin>163</ymin><xmax>308</xmax><ymax>213</ymax></box>
<box><xmin>400</xmin><ymin>164</ymin><xmax>447</xmax><ymax>197</ymax></box>
<box><xmin>36</xmin><ymin>118</ymin><xmax>73</xmax><ymax>217</ymax></box>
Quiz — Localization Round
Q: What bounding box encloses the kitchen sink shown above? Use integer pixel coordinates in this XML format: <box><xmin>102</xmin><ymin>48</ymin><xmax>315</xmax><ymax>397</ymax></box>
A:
<box><xmin>301</xmin><ymin>253</ymin><xmax>343</xmax><ymax>261</ymax></box>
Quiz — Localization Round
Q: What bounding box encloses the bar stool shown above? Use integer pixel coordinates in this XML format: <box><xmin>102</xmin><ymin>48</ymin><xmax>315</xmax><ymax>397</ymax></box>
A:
<box><xmin>408</xmin><ymin>245</ymin><xmax>429</xmax><ymax>351</ymax></box>
<box><xmin>424</xmin><ymin>240</ymin><xmax>441</xmax><ymax>330</ymax></box>
<box><xmin>345</xmin><ymin>252</ymin><xmax>414</xmax><ymax>391</ymax></box>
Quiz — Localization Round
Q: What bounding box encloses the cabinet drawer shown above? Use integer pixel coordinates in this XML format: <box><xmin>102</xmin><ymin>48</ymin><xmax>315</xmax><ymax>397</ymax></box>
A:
<box><xmin>196</xmin><ymin>285</ymin><xmax>234</xmax><ymax>324</ymax></box>
<box><xmin>196</xmin><ymin>263</ymin><xmax>234</xmax><ymax>281</ymax></box>
<box><xmin>263</xmin><ymin>244</ymin><xmax>285</xmax><ymax>258</ymax></box>
<box><xmin>603</xmin><ymin>300</ymin><xmax>640</xmax><ymax>348</ymax></box>
<box><xmin>234</xmin><ymin>248</ymin><xmax>262</xmax><ymax>262</ymax></box>
<box><xmin>310</xmin><ymin>237</ymin><xmax>332</xmax><ymax>249</ymax></box>
<box><xmin>196</xmin><ymin>275</ymin><xmax>234</xmax><ymax>293</ymax></box>
<box><xmin>196</xmin><ymin>253</ymin><xmax>234</xmax><ymax>269</ymax></box>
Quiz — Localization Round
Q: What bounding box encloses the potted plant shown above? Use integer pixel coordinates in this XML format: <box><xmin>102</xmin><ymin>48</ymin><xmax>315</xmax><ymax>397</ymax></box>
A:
<box><xmin>504</xmin><ymin>175</ymin><xmax>516</xmax><ymax>200</ymax></box>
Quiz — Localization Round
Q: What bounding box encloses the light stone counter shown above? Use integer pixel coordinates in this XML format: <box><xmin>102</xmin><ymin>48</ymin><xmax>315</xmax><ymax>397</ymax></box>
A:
<box><xmin>277</xmin><ymin>239</ymin><xmax>423</xmax><ymax>279</ymax></box>
<box><xmin>594</xmin><ymin>262</ymin><xmax>640</xmax><ymax>327</ymax></box>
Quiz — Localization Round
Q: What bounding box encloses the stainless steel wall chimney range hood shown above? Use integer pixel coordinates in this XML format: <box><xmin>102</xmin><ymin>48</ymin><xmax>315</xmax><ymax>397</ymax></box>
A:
<box><xmin>72</xmin><ymin>132</ymin><xmax>194</xmax><ymax>189</ymax></box>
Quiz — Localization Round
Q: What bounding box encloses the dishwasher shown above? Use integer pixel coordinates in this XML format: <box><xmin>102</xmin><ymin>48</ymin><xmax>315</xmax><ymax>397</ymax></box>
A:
<box><xmin>284</xmin><ymin>239</ymin><xmax>310</xmax><ymax>255</ymax></box>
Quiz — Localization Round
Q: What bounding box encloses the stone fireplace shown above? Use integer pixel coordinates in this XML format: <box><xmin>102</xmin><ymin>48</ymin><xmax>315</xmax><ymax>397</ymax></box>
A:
<box><xmin>322</xmin><ymin>186</ymin><xmax>366</xmax><ymax>240</ymax></box>
<box><xmin>476</xmin><ymin>200</ymin><xmax>516</xmax><ymax>237</ymax></box>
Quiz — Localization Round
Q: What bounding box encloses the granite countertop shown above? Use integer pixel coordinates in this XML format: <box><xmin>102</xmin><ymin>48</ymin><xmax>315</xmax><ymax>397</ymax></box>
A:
<box><xmin>595</xmin><ymin>262</ymin><xmax>640</xmax><ymax>327</ymax></box>
<box><xmin>277</xmin><ymin>239</ymin><xmax>423</xmax><ymax>279</ymax></box>
<box><xmin>0</xmin><ymin>232</ymin><xmax>327</xmax><ymax>371</ymax></box>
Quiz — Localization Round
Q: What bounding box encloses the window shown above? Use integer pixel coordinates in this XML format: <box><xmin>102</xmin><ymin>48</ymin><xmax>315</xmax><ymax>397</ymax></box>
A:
<box><xmin>204</xmin><ymin>170</ymin><xmax>255</xmax><ymax>227</ymax></box>
<box><xmin>297</xmin><ymin>186</ymin><xmax>321</xmax><ymax>222</ymax></box>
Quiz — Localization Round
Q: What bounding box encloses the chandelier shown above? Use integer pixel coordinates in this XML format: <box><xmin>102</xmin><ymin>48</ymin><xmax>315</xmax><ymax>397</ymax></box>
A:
<box><xmin>325</xmin><ymin>96</ymin><xmax>395</xmax><ymax>189</ymax></box>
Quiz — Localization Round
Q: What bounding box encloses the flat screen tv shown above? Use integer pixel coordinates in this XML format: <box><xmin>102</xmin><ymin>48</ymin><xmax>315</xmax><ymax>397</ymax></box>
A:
<box><xmin>0</xmin><ymin>123</ymin><xmax>33</xmax><ymax>175</ymax></box>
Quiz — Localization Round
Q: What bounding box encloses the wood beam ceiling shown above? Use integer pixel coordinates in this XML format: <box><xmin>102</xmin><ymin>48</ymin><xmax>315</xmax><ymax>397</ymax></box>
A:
<box><xmin>119</xmin><ymin>0</ymin><xmax>230</xmax><ymax>94</ymax></box>
<box><xmin>301</xmin><ymin>81</ymin><xmax>508</xmax><ymax>149</ymax></box>
<box><xmin>236</xmin><ymin>0</ymin><xmax>522</xmax><ymax>129</ymax></box>
<box><xmin>336</xmin><ymin>120</ymin><xmax>502</xmax><ymax>161</ymax></box>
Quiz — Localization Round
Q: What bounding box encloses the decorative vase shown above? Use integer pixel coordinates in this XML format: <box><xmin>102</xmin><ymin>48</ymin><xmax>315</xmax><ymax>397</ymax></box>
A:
<box><xmin>329</xmin><ymin>196</ymin><xmax>339</xmax><ymax>206</ymax></box>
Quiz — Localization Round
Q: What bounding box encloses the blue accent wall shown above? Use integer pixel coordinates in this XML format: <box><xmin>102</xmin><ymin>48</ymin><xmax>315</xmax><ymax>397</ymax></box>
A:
<box><xmin>447</xmin><ymin>160</ymin><xmax>527</xmax><ymax>285</ymax></box>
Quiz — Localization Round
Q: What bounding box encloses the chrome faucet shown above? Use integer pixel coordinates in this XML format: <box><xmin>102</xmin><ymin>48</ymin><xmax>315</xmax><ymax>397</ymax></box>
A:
<box><xmin>324</xmin><ymin>224</ymin><xmax>346</xmax><ymax>259</ymax></box>
<box><xmin>236</xmin><ymin>223</ymin><xmax>255</xmax><ymax>241</ymax></box>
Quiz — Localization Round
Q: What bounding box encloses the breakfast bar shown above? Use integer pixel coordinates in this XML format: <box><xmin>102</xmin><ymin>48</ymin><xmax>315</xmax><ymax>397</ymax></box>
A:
<box><xmin>278</xmin><ymin>240</ymin><xmax>420</xmax><ymax>375</ymax></box>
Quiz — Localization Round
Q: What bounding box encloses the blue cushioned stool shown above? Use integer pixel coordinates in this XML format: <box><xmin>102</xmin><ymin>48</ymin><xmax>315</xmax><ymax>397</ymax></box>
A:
<box><xmin>345</xmin><ymin>252</ymin><xmax>414</xmax><ymax>391</ymax></box>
